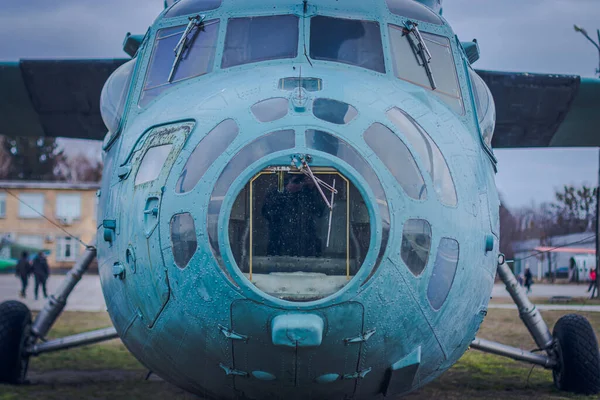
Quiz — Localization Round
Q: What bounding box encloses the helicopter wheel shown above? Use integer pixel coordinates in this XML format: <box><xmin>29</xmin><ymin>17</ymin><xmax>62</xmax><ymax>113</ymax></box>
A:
<box><xmin>0</xmin><ymin>301</ymin><xmax>32</xmax><ymax>384</ymax></box>
<box><xmin>552</xmin><ymin>314</ymin><xmax>600</xmax><ymax>395</ymax></box>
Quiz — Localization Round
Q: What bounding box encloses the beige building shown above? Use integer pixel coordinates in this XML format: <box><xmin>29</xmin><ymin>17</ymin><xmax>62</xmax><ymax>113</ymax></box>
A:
<box><xmin>0</xmin><ymin>181</ymin><xmax>99</xmax><ymax>271</ymax></box>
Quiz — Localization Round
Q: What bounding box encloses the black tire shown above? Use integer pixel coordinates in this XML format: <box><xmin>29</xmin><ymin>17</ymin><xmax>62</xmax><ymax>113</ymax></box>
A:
<box><xmin>552</xmin><ymin>314</ymin><xmax>600</xmax><ymax>395</ymax></box>
<box><xmin>0</xmin><ymin>301</ymin><xmax>31</xmax><ymax>384</ymax></box>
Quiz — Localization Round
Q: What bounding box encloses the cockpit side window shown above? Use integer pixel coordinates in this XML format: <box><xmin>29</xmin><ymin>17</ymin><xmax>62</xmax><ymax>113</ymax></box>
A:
<box><xmin>469</xmin><ymin>69</ymin><xmax>496</xmax><ymax>148</ymax></box>
<box><xmin>387</xmin><ymin>107</ymin><xmax>457</xmax><ymax>206</ymax></box>
<box><xmin>427</xmin><ymin>237</ymin><xmax>459</xmax><ymax>310</ymax></box>
<box><xmin>310</xmin><ymin>16</ymin><xmax>385</xmax><ymax>73</ymax></box>
<box><xmin>140</xmin><ymin>19</ymin><xmax>220</xmax><ymax>107</ymax></box>
<box><xmin>401</xmin><ymin>219</ymin><xmax>432</xmax><ymax>276</ymax></box>
<box><xmin>100</xmin><ymin>59</ymin><xmax>136</xmax><ymax>138</ymax></box>
<box><xmin>222</xmin><ymin>15</ymin><xmax>299</xmax><ymax>69</ymax></box>
<box><xmin>363</xmin><ymin>123</ymin><xmax>427</xmax><ymax>200</ymax></box>
<box><xmin>164</xmin><ymin>0</ymin><xmax>221</xmax><ymax>17</ymax></box>
<box><xmin>176</xmin><ymin>119</ymin><xmax>239</xmax><ymax>193</ymax></box>
<box><xmin>388</xmin><ymin>25</ymin><xmax>464</xmax><ymax>114</ymax></box>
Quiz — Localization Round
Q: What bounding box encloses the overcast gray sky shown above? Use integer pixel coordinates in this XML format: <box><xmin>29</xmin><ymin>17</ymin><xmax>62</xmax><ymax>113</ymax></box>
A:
<box><xmin>1</xmin><ymin>0</ymin><xmax>599</xmax><ymax>210</ymax></box>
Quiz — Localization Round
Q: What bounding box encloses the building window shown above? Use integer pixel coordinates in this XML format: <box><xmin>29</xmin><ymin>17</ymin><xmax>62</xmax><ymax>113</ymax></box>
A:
<box><xmin>0</xmin><ymin>193</ymin><xmax>6</xmax><ymax>218</ymax></box>
<box><xmin>56</xmin><ymin>193</ymin><xmax>81</xmax><ymax>221</ymax></box>
<box><xmin>16</xmin><ymin>234</ymin><xmax>44</xmax><ymax>250</ymax></box>
<box><xmin>18</xmin><ymin>193</ymin><xmax>44</xmax><ymax>219</ymax></box>
<box><xmin>56</xmin><ymin>236</ymin><xmax>79</xmax><ymax>262</ymax></box>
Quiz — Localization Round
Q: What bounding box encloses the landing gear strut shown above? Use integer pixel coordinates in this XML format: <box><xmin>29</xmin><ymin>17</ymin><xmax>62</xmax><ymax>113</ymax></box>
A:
<box><xmin>0</xmin><ymin>244</ymin><xmax>118</xmax><ymax>385</ymax></box>
<box><xmin>471</xmin><ymin>259</ymin><xmax>600</xmax><ymax>395</ymax></box>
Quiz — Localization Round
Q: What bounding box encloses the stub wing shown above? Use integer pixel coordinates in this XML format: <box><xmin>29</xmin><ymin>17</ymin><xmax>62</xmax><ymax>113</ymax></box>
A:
<box><xmin>0</xmin><ymin>59</ymin><xmax>127</xmax><ymax>140</ymax></box>
<box><xmin>476</xmin><ymin>69</ymin><xmax>600</xmax><ymax>148</ymax></box>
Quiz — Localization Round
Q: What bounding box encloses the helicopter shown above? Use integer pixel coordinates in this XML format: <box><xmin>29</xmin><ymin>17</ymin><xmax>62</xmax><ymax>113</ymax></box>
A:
<box><xmin>1</xmin><ymin>0</ymin><xmax>600</xmax><ymax>398</ymax></box>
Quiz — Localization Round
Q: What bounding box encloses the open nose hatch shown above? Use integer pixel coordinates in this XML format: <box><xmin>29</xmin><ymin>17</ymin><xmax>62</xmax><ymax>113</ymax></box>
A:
<box><xmin>228</xmin><ymin>166</ymin><xmax>371</xmax><ymax>302</ymax></box>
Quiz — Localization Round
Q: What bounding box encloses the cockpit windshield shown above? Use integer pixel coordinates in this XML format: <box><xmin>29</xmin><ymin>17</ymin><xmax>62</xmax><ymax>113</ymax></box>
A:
<box><xmin>388</xmin><ymin>25</ymin><xmax>464</xmax><ymax>114</ymax></box>
<box><xmin>222</xmin><ymin>15</ymin><xmax>299</xmax><ymax>69</ymax></box>
<box><xmin>310</xmin><ymin>16</ymin><xmax>385</xmax><ymax>73</ymax></box>
<box><xmin>140</xmin><ymin>19</ymin><xmax>220</xmax><ymax>107</ymax></box>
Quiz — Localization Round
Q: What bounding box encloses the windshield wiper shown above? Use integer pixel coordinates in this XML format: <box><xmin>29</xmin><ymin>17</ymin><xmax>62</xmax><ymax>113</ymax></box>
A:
<box><xmin>168</xmin><ymin>14</ymin><xmax>204</xmax><ymax>83</ymax></box>
<box><xmin>404</xmin><ymin>21</ymin><xmax>437</xmax><ymax>90</ymax></box>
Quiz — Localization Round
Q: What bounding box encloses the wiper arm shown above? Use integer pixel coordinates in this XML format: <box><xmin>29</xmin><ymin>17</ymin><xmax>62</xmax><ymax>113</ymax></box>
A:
<box><xmin>404</xmin><ymin>21</ymin><xmax>437</xmax><ymax>90</ymax></box>
<box><xmin>290</xmin><ymin>154</ymin><xmax>338</xmax><ymax>210</ymax></box>
<box><xmin>168</xmin><ymin>14</ymin><xmax>204</xmax><ymax>83</ymax></box>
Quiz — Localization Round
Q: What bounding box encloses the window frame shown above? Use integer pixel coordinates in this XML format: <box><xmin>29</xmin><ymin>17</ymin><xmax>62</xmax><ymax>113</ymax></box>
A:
<box><xmin>388</xmin><ymin>23</ymin><xmax>464</xmax><ymax>115</ymax></box>
<box><xmin>55</xmin><ymin>236</ymin><xmax>80</xmax><ymax>262</ymax></box>
<box><xmin>221</xmin><ymin>14</ymin><xmax>300</xmax><ymax>69</ymax></box>
<box><xmin>18</xmin><ymin>193</ymin><xmax>44</xmax><ymax>219</ymax></box>
<box><xmin>140</xmin><ymin>18</ymin><xmax>221</xmax><ymax>108</ymax></box>
<box><xmin>0</xmin><ymin>193</ymin><xmax>6</xmax><ymax>218</ymax></box>
<box><xmin>427</xmin><ymin>237</ymin><xmax>460</xmax><ymax>310</ymax></box>
<box><xmin>55</xmin><ymin>193</ymin><xmax>82</xmax><ymax>221</ymax></box>
<box><xmin>308</xmin><ymin>15</ymin><xmax>387</xmax><ymax>74</ymax></box>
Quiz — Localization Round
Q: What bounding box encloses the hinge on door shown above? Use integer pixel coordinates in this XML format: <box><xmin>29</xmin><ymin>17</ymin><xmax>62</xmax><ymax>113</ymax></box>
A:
<box><xmin>117</xmin><ymin>165</ymin><xmax>131</xmax><ymax>180</ymax></box>
<box><xmin>103</xmin><ymin>219</ymin><xmax>117</xmax><ymax>243</ymax></box>
<box><xmin>344</xmin><ymin>329</ymin><xmax>376</xmax><ymax>345</ymax></box>
<box><xmin>219</xmin><ymin>363</ymin><xmax>249</xmax><ymax>377</ymax></box>
<box><xmin>218</xmin><ymin>325</ymin><xmax>248</xmax><ymax>342</ymax></box>
<box><xmin>342</xmin><ymin>367</ymin><xmax>372</xmax><ymax>380</ymax></box>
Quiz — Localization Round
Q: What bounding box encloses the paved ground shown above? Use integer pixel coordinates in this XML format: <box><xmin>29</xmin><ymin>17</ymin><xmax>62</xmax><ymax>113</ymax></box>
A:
<box><xmin>491</xmin><ymin>283</ymin><xmax>592</xmax><ymax>299</ymax></box>
<box><xmin>0</xmin><ymin>274</ymin><xmax>105</xmax><ymax>312</ymax></box>
<box><xmin>0</xmin><ymin>274</ymin><xmax>598</xmax><ymax>312</ymax></box>
<box><xmin>488</xmin><ymin>303</ymin><xmax>600</xmax><ymax>312</ymax></box>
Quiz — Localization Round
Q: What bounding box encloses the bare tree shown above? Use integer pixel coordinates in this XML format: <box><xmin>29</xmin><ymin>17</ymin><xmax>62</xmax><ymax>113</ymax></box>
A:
<box><xmin>60</xmin><ymin>154</ymin><xmax>103</xmax><ymax>183</ymax></box>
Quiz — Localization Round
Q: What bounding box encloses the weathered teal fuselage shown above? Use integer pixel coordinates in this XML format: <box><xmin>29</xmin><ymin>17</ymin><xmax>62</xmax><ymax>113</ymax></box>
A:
<box><xmin>96</xmin><ymin>0</ymin><xmax>499</xmax><ymax>398</ymax></box>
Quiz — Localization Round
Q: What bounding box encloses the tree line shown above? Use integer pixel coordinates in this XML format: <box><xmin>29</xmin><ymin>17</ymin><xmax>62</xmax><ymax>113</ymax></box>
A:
<box><xmin>0</xmin><ymin>136</ymin><xmax>102</xmax><ymax>182</ymax></box>
<box><xmin>1</xmin><ymin>136</ymin><xmax>596</xmax><ymax>255</ymax></box>
<box><xmin>500</xmin><ymin>185</ymin><xmax>597</xmax><ymax>259</ymax></box>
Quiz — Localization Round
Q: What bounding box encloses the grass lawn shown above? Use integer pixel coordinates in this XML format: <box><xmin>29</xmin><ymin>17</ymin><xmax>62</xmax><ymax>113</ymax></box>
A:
<box><xmin>0</xmin><ymin>309</ymin><xmax>599</xmax><ymax>399</ymax></box>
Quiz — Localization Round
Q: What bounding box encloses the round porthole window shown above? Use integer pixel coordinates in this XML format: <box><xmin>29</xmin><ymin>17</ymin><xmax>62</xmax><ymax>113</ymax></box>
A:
<box><xmin>228</xmin><ymin>165</ymin><xmax>371</xmax><ymax>302</ymax></box>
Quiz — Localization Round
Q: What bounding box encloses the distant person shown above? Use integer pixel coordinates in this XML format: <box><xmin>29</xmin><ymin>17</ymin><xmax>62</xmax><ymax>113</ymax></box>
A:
<box><xmin>516</xmin><ymin>273</ymin><xmax>524</xmax><ymax>287</ymax></box>
<box><xmin>32</xmin><ymin>251</ymin><xmax>50</xmax><ymax>300</ymax></box>
<box><xmin>15</xmin><ymin>251</ymin><xmax>31</xmax><ymax>298</ymax></box>
<box><xmin>524</xmin><ymin>267</ymin><xmax>533</xmax><ymax>294</ymax></box>
<box><xmin>588</xmin><ymin>268</ymin><xmax>598</xmax><ymax>299</ymax></box>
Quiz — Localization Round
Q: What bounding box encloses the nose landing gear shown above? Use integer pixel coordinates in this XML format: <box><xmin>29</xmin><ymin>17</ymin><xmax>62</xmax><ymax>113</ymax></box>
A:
<box><xmin>471</xmin><ymin>259</ymin><xmax>600</xmax><ymax>395</ymax></box>
<box><xmin>0</xmin><ymin>300</ymin><xmax>32</xmax><ymax>384</ymax></box>
<box><xmin>0</xmin><ymin>245</ymin><xmax>118</xmax><ymax>386</ymax></box>
<box><xmin>552</xmin><ymin>314</ymin><xmax>600</xmax><ymax>395</ymax></box>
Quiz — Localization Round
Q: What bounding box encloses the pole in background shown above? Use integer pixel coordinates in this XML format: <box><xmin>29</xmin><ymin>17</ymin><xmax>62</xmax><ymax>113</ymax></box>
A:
<box><xmin>573</xmin><ymin>25</ymin><xmax>600</xmax><ymax>77</ymax></box>
<box><xmin>574</xmin><ymin>25</ymin><xmax>600</xmax><ymax>297</ymax></box>
<box><xmin>596</xmin><ymin>148</ymin><xmax>600</xmax><ymax>298</ymax></box>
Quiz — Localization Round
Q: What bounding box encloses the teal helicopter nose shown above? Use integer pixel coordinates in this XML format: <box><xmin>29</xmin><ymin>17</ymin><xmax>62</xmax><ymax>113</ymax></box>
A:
<box><xmin>111</xmin><ymin>76</ymin><xmax>491</xmax><ymax>400</ymax></box>
<box><xmin>172</xmin><ymin>116</ymin><xmax>388</xmax><ymax>303</ymax></box>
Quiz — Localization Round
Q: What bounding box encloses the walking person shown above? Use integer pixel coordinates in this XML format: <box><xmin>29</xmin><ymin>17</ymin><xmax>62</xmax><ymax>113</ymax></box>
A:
<box><xmin>524</xmin><ymin>267</ymin><xmax>533</xmax><ymax>294</ymax></box>
<box><xmin>32</xmin><ymin>251</ymin><xmax>50</xmax><ymax>300</ymax></box>
<box><xmin>588</xmin><ymin>268</ymin><xmax>598</xmax><ymax>299</ymax></box>
<box><xmin>15</xmin><ymin>251</ymin><xmax>31</xmax><ymax>298</ymax></box>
